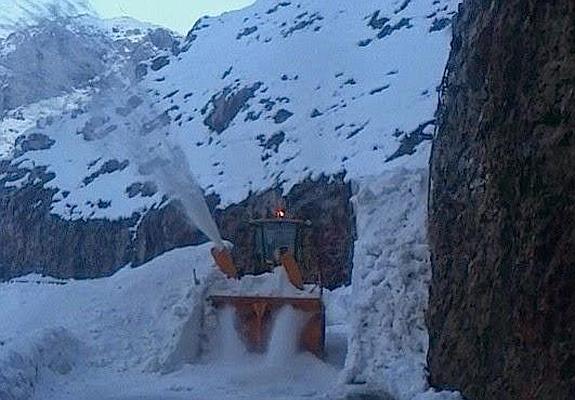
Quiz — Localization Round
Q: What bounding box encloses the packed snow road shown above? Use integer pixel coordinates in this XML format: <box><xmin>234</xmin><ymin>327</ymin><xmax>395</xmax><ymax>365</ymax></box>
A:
<box><xmin>32</xmin><ymin>351</ymin><xmax>343</xmax><ymax>400</ymax></box>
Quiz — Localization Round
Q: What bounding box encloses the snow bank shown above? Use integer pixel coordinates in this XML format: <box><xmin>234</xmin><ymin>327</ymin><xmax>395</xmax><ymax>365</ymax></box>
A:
<box><xmin>0</xmin><ymin>244</ymin><xmax>350</xmax><ymax>399</ymax></box>
<box><xmin>208</xmin><ymin>265</ymin><xmax>321</xmax><ymax>298</ymax></box>
<box><xmin>0</xmin><ymin>328</ymin><xmax>80</xmax><ymax>400</ymax></box>
<box><xmin>343</xmin><ymin>168</ymin><xmax>462</xmax><ymax>400</ymax></box>
<box><xmin>0</xmin><ymin>244</ymin><xmax>216</xmax><ymax>396</ymax></box>
<box><xmin>323</xmin><ymin>284</ymin><xmax>352</xmax><ymax>329</ymax></box>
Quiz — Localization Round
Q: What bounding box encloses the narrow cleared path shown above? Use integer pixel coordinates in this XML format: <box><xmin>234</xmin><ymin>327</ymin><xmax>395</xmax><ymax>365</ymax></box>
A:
<box><xmin>32</xmin><ymin>327</ymin><xmax>347</xmax><ymax>400</ymax></box>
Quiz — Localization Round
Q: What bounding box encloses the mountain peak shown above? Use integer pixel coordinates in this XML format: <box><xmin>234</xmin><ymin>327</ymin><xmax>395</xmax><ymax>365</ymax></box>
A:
<box><xmin>0</xmin><ymin>0</ymin><xmax>95</xmax><ymax>38</ymax></box>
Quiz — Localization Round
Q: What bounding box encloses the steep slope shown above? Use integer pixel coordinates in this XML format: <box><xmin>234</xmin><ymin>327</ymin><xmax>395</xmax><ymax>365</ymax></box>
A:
<box><xmin>1</xmin><ymin>0</ymin><xmax>455</xmax><ymax>273</ymax></box>
<box><xmin>0</xmin><ymin>0</ymin><xmax>93</xmax><ymax>38</ymax></box>
<box><xmin>0</xmin><ymin>13</ymin><xmax>179</xmax><ymax>153</ymax></box>
<box><xmin>429</xmin><ymin>1</ymin><xmax>575</xmax><ymax>399</ymax></box>
<box><xmin>0</xmin><ymin>14</ymin><xmax>184</xmax><ymax>280</ymax></box>
<box><xmin>142</xmin><ymin>0</ymin><xmax>455</xmax><ymax>206</ymax></box>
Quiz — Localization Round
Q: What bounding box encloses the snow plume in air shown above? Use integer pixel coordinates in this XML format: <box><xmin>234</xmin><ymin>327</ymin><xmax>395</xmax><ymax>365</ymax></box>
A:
<box><xmin>88</xmin><ymin>84</ymin><xmax>224</xmax><ymax>248</ymax></box>
<box><xmin>216</xmin><ymin>306</ymin><xmax>247</xmax><ymax>361</ymax></box>
<box><xmin>266</xmin><ymin>306</ymin><xmax>308</xmax><ymax>365</ymax></box>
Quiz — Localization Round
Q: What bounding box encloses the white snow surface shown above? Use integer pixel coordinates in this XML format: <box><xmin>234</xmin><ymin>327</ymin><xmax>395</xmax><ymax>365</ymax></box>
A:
<box><xmin>0</xmin><ymin>244</ymin><xmax>348</xmax><ymax>400</ymax></box>
<box><xmin>209</xmin><ymin>264</ymin><xmax>321</xmax><ymax>298</ymax></box>
<box><xmin>0</xmin><ymin>91</ymin><xmax>90</xmax><ymax>159</ymax></box>
<box><xmin>343</xmin><ymin>169</ymin><xmax>461</xmax><ymax>400</ymax></box>
<box><xmin>2</xmin><ymin>0</ymin><xmax>457</xmax><ymax>220</ymax></box>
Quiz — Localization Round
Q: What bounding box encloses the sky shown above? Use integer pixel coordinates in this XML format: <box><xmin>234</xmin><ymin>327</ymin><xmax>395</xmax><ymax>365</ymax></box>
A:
<box><xmin>89</xmin><ymin>0</ymin><xmax>256</xmax><ymax>34</ymax></box>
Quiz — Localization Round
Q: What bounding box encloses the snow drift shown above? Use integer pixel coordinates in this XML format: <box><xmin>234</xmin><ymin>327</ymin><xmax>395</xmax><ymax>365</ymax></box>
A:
<box><xmin>344</xmin><ymin>168</ymin><xmax>451</xmax><ymax>399</ymax></box>
<box><xmin>0</xmin><ymin>245</ymin><xmax>213</xmax><ymax>399</ymax></box>
<box><xmin>0</xmin><ymin>245</ymin><xmax>348</xmax><ymax>399</ymax></box>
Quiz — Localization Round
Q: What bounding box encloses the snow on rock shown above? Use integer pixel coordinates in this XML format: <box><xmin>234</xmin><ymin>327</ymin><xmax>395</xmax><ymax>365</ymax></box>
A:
<box><xmin>342</xmin><ymin>168</ymin><xmax>462</xmax><ymax>400</ymax></box>
<box><xmin>1</xmin><ymin>0</ymin><xmax>457</xmax><ymax>220</ymax></box>
<box><xmin>140</xmin><ymin>0</ymin><xmax>459</xmax><ymax>208</ymax></box>
<box><xmin>0</xmin><ymin>91</ymin><xmax>90</xmax><ymax>158</ymax></box>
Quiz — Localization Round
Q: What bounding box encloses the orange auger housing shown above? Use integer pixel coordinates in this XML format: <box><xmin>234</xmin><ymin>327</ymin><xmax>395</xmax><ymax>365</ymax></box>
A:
<box><xmin>210</xmin><ymin>295</ymin><xmax>325</xmax><ymax>357</ymax></box>
<box><xmin>208</xmin><ymin>214</ymin><xmax>325</xmax><ymax>357</ymax></box>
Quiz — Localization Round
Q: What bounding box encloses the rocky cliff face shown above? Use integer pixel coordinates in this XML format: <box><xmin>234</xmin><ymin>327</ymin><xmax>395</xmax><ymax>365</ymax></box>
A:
<box><xmin>428</xmin><ymin>1</ymin><xmax>575</xmax><ymax>399</ymax></box>
<box><xmin>0</xmin><ymin>167</ymin><xmax>354</xmax><ymax>288</ymax></box>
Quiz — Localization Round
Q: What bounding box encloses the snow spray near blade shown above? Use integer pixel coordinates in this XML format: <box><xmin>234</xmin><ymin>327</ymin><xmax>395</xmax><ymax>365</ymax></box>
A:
<box><xmin>266</xmin><ymin>306</ymin><xmax>308</xmax><ymax>365</ymax></box>
<box><xmin>87</xmin><ymin>84</ymin><xmax>224</xmax><ymax>248</ymax></box>
<box><xmin>217</xmin><ymin>306</ymin><xmax>246</xmax><ymax>361</ymax></box>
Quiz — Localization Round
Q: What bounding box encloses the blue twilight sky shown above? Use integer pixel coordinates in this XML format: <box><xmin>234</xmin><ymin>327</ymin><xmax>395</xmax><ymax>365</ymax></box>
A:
<box><xmin>90</xmin><ymin>0</ymin><xmax>256</xmax><ymax>34</ymax></box>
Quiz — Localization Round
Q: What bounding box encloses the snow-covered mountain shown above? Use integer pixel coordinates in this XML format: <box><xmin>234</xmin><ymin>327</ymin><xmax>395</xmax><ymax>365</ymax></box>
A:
<box><xmin>0</xmin><ymin>0</ymin><xmax>94</xmax><ymax>37</ymax></box>
<box><xmin>0</xmin><ymin>3</ymin><xmax>180</xmax><ymax>157</ymax></box>
<box><xmin>1</xmin><ymin>0</ymin><xmax>455</xmax><ymax>219</ymax></box>
<box><xmin>0</xmin><ymin>0</ymin><xmax>461</xmax><ymax>399</ymax></box>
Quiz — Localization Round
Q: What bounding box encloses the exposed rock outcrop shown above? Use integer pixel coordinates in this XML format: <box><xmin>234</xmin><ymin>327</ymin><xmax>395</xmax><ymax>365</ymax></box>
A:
<box><xmin>428</xmin><ymin>1</ymin><xmax>575</xmax><ymax>399</ymax></box>
<box><xmin>202</xmin><ymin>82</ymin><xmax>263</xmax><ymax>133</ymax></box>
<box><xmin>0</xmin><ymin>172</ymin><xmax>354</xmax><ymax>289</ymax></box>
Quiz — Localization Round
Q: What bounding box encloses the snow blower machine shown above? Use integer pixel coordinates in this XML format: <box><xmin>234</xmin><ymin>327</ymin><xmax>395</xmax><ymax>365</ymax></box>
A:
<box><xmin>209</xmin><ymin>210</ymin><xmax>325</xmax><ymax>357</ymax></box>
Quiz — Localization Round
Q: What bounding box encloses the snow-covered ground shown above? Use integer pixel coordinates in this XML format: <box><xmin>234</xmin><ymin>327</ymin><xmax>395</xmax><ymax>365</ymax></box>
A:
<box><xmin>0</xmin><ymin>245</ymin><xmax>351</xmax><ymax>400</ymax></box>
<box><xmin>32</xmin><ymin>356</ymin><xmax>340</xmax><ymax>400</ymax></box>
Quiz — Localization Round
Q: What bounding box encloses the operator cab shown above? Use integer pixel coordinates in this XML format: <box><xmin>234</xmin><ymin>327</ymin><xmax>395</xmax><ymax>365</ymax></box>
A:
<box><xmin>251</xmin><ymin>211</ymin><xmax>307</xmax><ymax>275</ymax></box>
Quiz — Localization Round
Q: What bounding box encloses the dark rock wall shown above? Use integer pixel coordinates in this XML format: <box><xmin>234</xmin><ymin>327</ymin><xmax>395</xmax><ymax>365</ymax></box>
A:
<box><xmin>0</xmin><ymin>183</ymin><xmax>133</xmax><ymax>279</ymax></box>
<box><xmin>0</xmin><ymin>174</ymin><xmax>354</xmax><ymax>289</ymax></box>
<box><xmin>428</xmin><ymin>1</ymin><xmax>575</xmax><ymax>399</ymax></box>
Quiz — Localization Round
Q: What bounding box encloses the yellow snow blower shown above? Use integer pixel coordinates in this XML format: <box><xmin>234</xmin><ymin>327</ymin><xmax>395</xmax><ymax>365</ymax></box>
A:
<box><xmin>210</xmin><ymin>211</ymin><xmax>325</xmax><ymax>356</ymax></box>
